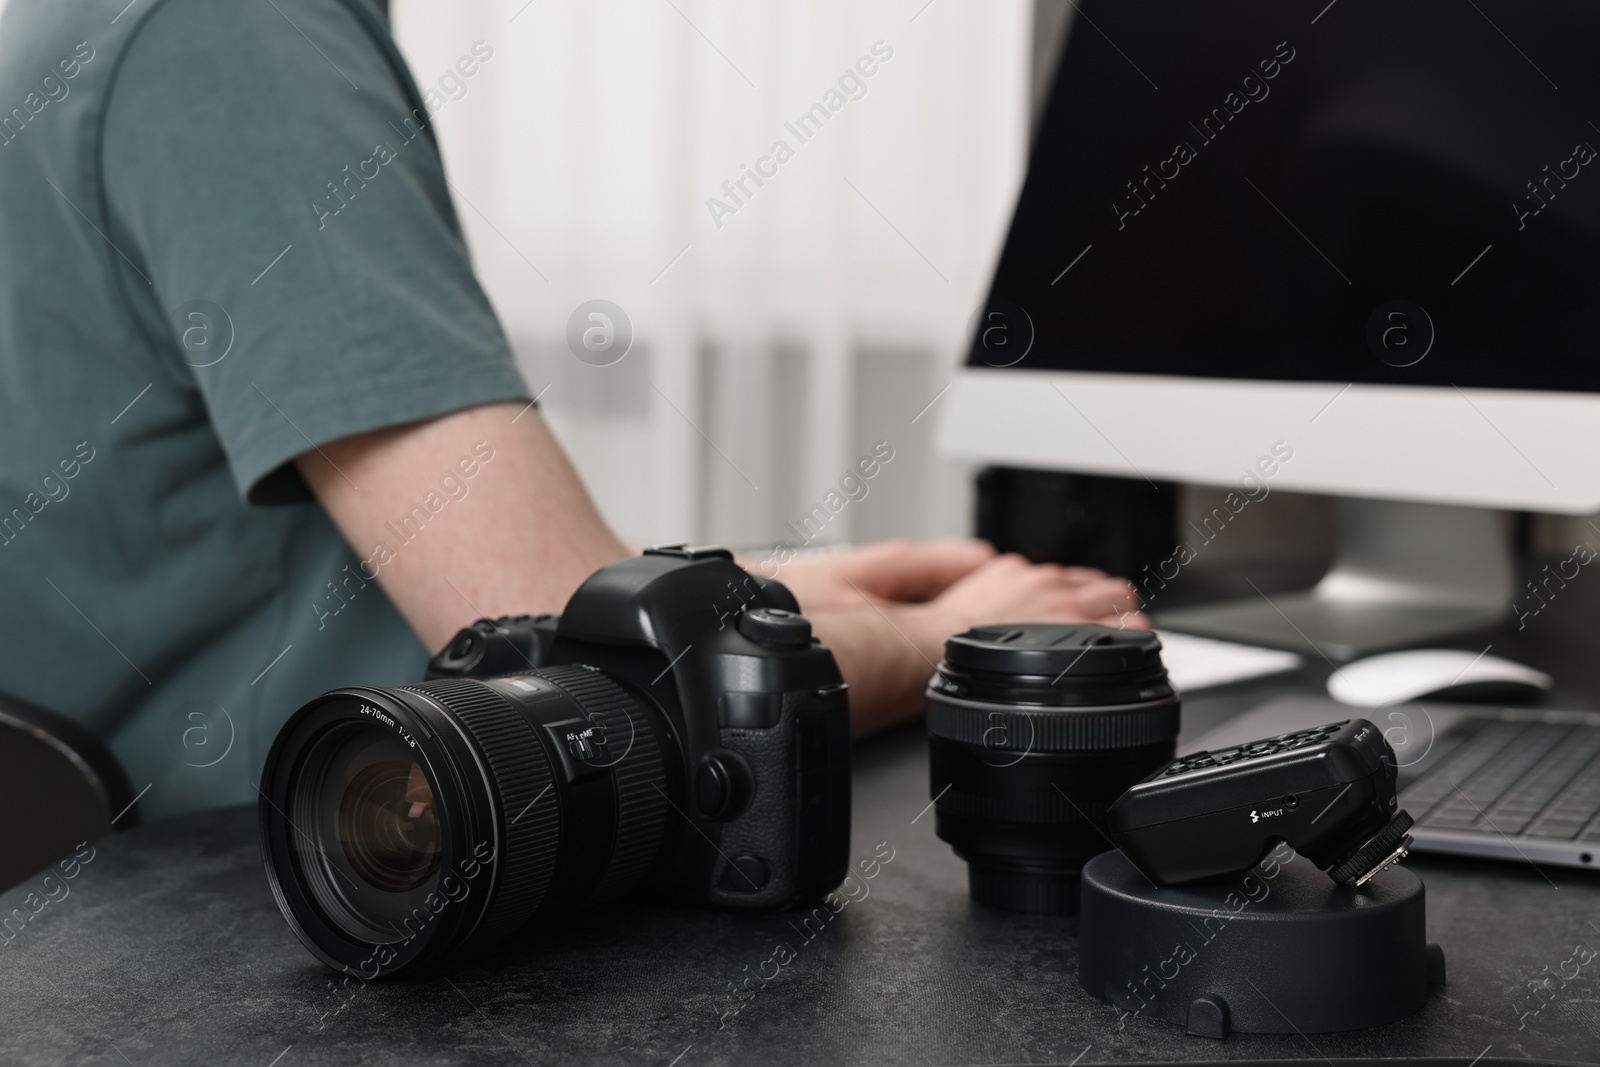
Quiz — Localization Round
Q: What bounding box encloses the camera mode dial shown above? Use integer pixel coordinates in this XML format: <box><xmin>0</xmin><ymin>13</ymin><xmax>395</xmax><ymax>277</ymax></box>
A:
<box><xmin>737</xmin><ymin>607</ymin><xmax>811</xmax><ymax>650</ymax></box>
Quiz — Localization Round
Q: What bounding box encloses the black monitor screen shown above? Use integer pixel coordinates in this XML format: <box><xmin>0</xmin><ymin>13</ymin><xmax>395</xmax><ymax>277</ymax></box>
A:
<box><xmin>974</xmin><ymin>0</ymin><xmax>1600</xmax><ymax>392</ymax></box>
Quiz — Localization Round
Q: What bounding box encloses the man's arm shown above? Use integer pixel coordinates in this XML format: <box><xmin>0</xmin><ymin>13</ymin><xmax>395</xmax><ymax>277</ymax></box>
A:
<box><xmin>299</xmin><ymin>402</ymin><xmax>629</xmax><ymax>651</ymax></box>
<box><xmin>301</xmin><ymin>402</ymin><xmax>1145</xmax><ymax>734</ymax></box>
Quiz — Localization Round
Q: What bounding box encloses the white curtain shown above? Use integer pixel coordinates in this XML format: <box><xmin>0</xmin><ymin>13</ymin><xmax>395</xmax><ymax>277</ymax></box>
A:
<box><xmin>392</xmin><ymin>0</ymin><xmax>1033</xmax><ymax>548</ymax></box>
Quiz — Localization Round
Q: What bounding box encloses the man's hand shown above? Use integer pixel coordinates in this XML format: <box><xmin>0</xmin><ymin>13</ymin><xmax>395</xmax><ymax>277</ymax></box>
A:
<box><xmin>913</xmin><ymin>551</ymin><xmax>1148</xmax><ymax>634</ymax></box>
<box><xmin>806</xmin><ymin>552</ymin><xmax>1148</xmax><ymax>737</ymax></box>
<box><xmin>739</xmin><ymin>538</ymin><xmax>995</xmax><ymax>609</ymax></box>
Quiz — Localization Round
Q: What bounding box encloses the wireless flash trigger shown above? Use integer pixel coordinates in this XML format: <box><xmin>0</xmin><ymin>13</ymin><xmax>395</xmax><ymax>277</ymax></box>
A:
<box><xmin>1082</xmin><ymin>720</ymin><xmax>1443</xmax><ymax>1037</ymax></box>
<box><xmin>1107</xmin><ymin>718</ymin><xmax>1414</xmax><ymax>887</ymax></box>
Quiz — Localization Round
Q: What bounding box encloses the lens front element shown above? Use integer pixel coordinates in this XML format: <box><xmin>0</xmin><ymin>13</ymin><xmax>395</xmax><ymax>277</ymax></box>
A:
<box><xmin>284</xmin><ymin>721</ymin><xmax>450</xmax><ymax>947</ymax></box>
<box><xmin>338</xmin><ymin>759</ymin><xmax>441</xmax><ymax>893</ymax></box>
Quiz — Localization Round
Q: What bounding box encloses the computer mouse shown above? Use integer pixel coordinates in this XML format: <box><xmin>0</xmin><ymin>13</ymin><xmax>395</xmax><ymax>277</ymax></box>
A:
<box><xmin>1327</xmin><ymin>649</ymin><xmax>1553</xmax><ymax>707</ymax></box>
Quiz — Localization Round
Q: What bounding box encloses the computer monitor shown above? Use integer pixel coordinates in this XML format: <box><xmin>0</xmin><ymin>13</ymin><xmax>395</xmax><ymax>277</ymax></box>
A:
<box><xmin>940</xmin><ymin>0</ymin><xmax>1600</xmax><ymax>659</ymax></box>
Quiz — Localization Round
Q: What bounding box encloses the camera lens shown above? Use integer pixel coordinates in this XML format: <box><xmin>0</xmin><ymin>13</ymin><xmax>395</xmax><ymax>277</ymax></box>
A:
<box><xmin>925</xmin><ymin>623</ymin><xmax>1179</xmax><ymax>914</ymax></box>
<box><xmin>261</xmin><ymin>667</ymin><xmax>672</xmax><ymax>975</ymax></box>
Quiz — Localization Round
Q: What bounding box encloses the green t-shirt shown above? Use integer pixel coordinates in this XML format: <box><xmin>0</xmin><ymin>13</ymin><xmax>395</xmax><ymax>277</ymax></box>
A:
<box><xmin>0</xmin><ymin>0</ymin><xmax>530</xmax><ymax>820</ymax></box>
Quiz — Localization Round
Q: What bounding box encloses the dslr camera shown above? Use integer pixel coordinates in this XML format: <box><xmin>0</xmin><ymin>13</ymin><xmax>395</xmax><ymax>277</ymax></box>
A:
<box><xmin>260</xmin><ymin>546</ymin><xmax>851</xmax><ymax>976</ymax></box>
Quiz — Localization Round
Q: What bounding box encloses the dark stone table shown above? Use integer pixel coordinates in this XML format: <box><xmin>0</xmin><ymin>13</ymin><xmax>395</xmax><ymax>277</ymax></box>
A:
<box><xmin>1</xmin><ymin>704</ymin><xmax>1597</xmax><ymax>1066</ymax></box>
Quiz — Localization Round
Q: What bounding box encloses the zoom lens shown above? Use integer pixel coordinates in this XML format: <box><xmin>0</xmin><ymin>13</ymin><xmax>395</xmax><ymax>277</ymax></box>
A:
<box><xmin>925</xmin><ymin>624</ymin><xmax>1179</xmax><ymax>914</ymax></box>
<box><xmin>260</xmin><ymin>667</ymin><xmax>672</xmax><ymax>975</ymax></box>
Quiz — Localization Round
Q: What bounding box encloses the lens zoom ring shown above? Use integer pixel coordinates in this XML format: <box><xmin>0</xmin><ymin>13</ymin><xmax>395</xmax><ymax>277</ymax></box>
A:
<box><xmin>534</xmin><ymin>666</ymin><xmax>669</xmax><ymax>901</ymax></box>
<box><xmin>926</xmin><ymin>695</ymin><xmax>1180</xmax><ymax>751</ymax></box>
<box><xmin>401</xmin><ymin>680</ymin><xmax>559</xmax><ymax>942</ymax></box>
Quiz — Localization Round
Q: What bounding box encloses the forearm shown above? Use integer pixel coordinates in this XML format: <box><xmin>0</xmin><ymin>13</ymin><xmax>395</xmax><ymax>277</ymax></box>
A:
<box><xmin>298</xmin><ymin>402</ymin><xmax>629</xmax><ymax>652</ymax></box>
<box><xmin>808</xmin><ymin>604</ymin><xmax>944</xmax><ymax>738</ymax></box>
<box><xmin>298</xmin><ymin>404</ymin><xmax>1139</xmax><ymax>737</ymax></box>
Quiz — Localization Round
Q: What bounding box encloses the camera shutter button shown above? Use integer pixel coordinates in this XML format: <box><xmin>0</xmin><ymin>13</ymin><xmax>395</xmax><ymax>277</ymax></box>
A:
<box><xmin>737</xmin><ymin>607</ymin><xmax>811</xmax><ymax>649</ymax></box>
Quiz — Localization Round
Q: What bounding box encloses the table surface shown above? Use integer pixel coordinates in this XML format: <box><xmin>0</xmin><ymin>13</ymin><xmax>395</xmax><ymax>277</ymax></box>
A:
<box><xmin>3</xmin><ymin>719</ymin><xmax>1598</xmax><ymax>1064</ymax></box>
<box><xmin>5</xmin><ymin>564</ymin><xmax>1600</xmax><ymax>1066</ymax></box>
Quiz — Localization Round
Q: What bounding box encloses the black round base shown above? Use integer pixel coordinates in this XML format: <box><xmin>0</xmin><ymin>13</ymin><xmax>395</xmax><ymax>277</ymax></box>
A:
<box><xmin>1078</xmin><ymin>849</ymin><xmax>1445</xmax><ymax>1037</ymax></box>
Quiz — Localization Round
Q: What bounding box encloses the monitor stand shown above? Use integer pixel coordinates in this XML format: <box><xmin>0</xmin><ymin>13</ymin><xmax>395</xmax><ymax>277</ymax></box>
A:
<box><xmin>1155</xmin><ymin>498</ymin><xmax>1514</xmax><ymax>662</ymax></box>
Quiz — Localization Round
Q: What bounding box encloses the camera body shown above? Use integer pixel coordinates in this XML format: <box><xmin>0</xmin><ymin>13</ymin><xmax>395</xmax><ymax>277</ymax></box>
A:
<box><xmin>426</xmin><ymin>544</ymin><xmax>852</xmax><ymax>911</ymax></box>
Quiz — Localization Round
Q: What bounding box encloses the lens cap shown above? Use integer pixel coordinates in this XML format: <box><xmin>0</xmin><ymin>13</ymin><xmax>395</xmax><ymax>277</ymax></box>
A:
<box><xmin>944</xmin><ymin>624</ymin><xmax>1163</xmax><ymax>678</ymax></box>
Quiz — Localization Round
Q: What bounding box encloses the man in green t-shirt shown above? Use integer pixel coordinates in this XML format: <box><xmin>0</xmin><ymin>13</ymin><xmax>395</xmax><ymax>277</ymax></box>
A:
<box><xmin>0</xmin><ymin>0</ymin><xmax>1143</xmax><ymax>821</ymax></box>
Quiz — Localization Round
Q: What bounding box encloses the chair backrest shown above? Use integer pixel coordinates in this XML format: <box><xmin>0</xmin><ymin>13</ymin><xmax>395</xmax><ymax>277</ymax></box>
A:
<box><xmin>0</xmin><ymin>691</ymin><xmax>135</xmax><ymax>892</ymax></box>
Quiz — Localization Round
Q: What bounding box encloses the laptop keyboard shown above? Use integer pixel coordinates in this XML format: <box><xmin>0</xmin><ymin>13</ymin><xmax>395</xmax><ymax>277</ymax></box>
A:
<box><xmin>1400</xmin><ymin>719</ymin><xmax>1600</xmax><ymax>842</ymax></box>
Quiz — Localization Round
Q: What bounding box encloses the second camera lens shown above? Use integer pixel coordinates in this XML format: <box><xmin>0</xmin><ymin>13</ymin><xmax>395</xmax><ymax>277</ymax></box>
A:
<box><xmin>925</xmin><ymin>624</ymin><xmax>1180</xmax><ymax>914</ymax></box>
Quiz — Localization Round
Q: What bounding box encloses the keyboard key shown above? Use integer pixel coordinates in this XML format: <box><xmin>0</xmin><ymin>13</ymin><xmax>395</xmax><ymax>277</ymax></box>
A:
<box><xmin>1403</xmin><ymin>720</ymin><xmax>1600</xmax><ymax>844</ymax></box>
<box><xmin>1404</xmin><ymin>722</ymin><xmax>1530</xmax><ymax>815</ymax></box>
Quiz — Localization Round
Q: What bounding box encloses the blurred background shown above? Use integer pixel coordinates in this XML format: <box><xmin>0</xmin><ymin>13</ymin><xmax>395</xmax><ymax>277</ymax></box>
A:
<box><xmin>387</xmin><ymin>0</ymin><xmax>1030</xmax><ymax>550</ymax></box>
<box><xmin>385</xmin><ymin>0</ymin><xmax>1592</xmax><ymax>570</ymax></box>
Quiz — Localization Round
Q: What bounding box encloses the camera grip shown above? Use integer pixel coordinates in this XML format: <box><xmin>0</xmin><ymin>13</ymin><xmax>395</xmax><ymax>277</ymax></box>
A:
<box><xmin>709</xmin><ymin>686</ymin><xmax>851</xmax><ymax>910</ymax></box>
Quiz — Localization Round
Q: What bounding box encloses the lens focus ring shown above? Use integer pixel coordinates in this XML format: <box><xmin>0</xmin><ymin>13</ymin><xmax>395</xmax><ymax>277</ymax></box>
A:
<box><xmin>533</xmin><ymin>665</ymin><xmax>669</xmax><ymax>901</ymax></box>
<box><xmin>401</xmin><ymin>679</ymin><xmax>561</xmax><ymax>943</ymax></box>
<box><xmin>926</xmin><ymin>695</ymin><xmax>1180</xmax><ymax>751</ymax></box>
